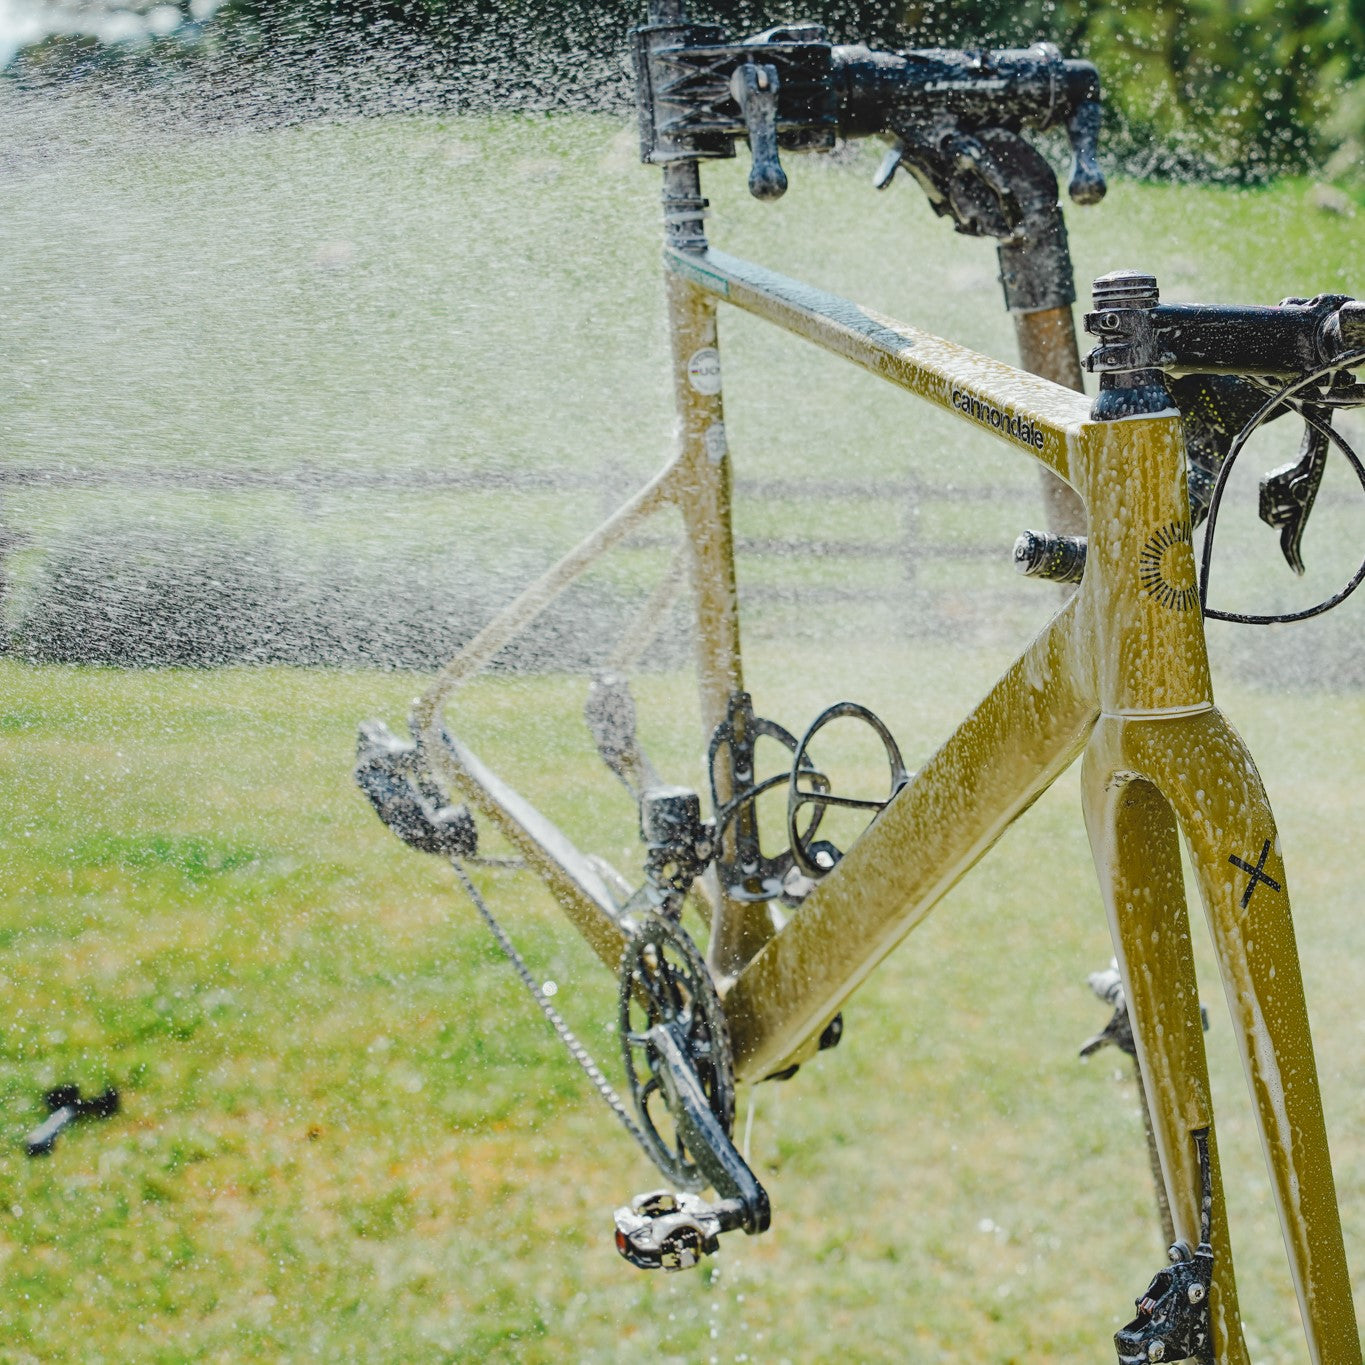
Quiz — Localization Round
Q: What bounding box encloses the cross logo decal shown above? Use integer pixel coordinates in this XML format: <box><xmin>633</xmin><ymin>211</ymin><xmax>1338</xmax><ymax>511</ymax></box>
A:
<box><xmin>1229</xmin><ymin>839</ymin><xmax>1281</xmax><ymax>909</ymax></box>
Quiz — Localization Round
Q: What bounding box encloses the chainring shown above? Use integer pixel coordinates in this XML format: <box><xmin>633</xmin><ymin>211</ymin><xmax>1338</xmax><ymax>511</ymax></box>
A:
<box><xmin>618</xmin><ymin>914</ymin><xmax>736</xmax><ymax>1191</ymax></box>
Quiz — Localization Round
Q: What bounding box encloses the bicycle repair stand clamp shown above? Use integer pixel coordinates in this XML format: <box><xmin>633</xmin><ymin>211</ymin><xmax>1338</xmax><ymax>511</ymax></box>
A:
<box><xmin>632</xmin><ymin>4</ymin><xmax>1105</xmax><ymax>314</ymax></box>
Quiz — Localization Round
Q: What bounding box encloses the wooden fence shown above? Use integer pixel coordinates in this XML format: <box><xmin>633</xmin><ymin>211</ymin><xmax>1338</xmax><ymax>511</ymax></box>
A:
<box><xmin>0</xmin><ymin>458</ymin><xmax>1048</xmax><ymax>657</ymax></box>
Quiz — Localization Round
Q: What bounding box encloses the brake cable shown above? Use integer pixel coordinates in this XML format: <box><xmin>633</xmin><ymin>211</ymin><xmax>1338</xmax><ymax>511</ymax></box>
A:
<box><xmin>1198</xmin><ymin>348</ymin><xmax>1365</xmax><ymax>624</ymax></box>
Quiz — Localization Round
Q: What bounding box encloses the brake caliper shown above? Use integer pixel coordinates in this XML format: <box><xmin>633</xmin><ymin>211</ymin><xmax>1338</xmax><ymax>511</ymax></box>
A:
<box><xmin>1114</xmin><ymin>1129</ymin><xmax>1215</xmax><ymax>1365</ymax></box>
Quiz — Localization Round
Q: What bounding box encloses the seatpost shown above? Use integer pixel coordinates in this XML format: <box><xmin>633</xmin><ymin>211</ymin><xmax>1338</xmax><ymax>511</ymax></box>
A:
<box><xmin>644</xmin><ymin>0</ymin><xmax>709</xmax><ymax>253</ymax></box>
<box><xmin>993</xmin><ymin>62</ymin><xmax>1096</xmax><ymax>537</ymax></box>
<box><xmin>639</xmin><ymin>0</ymin><xmax>769</xmax><ymax>982</ymax></box>
<box><xmin>1009</xmin><ymin>255</ymin><xmax>1090</xmax><ymax>536</ymax></box>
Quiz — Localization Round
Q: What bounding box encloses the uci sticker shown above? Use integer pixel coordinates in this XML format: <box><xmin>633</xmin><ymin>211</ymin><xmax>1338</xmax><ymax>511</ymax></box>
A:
<box><xmin>687</xmin><ymin>348</ymin><xmax>722</xmax><ymax>395</ymax></box>
<box><xmin>703</xmin><ymin>421</ymin><xmax>728</xmax><ymax>463</ymax></box>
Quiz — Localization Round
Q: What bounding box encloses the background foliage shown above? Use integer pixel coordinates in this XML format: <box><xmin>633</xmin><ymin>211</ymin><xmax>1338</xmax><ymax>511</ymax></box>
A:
<box><xmin>9</xmin><ymin>0</ymin><xmax>1365</xmax><ymax>182</ymax></box>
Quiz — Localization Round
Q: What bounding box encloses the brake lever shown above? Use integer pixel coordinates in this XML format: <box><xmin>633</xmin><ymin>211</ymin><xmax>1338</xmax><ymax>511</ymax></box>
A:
<box><xmin>730</xmin><ymin>61</ymin><xmax>788</xmax><ymax>200</ymax></box>
<box><xmin>1064</xmin><ymin>93</ymin><xmax>1105</xmax><ymax>204</ymax></box>
<box><xmin>1259</xmin><ymin>409</ymin><xmax>1330</xmax><ymax>575</ymax></box>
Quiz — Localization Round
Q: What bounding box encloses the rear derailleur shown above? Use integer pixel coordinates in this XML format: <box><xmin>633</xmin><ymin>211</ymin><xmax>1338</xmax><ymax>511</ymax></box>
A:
<box><xmin>354</xmin><ymin>719</ymin><xmax>477</xmax><ymax>858</ymax></box>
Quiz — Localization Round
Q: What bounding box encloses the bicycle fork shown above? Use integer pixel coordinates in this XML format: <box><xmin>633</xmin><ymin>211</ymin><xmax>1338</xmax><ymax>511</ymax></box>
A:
<box><xmin>1083</xmin><ymin>712</ymin><xmax>1359</xmax><ymax>1365</ymax></box>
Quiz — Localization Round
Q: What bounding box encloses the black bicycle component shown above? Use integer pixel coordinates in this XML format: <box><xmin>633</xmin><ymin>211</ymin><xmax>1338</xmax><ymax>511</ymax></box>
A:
<box><xmin>633</xmin><ymin>10</ymin><xmax>1105</xmax><ymax>312</ymax></box>
<box><xmin>1114</xmin><ymin>1129</ymin><xmax>1215</xmax><ymax>1365</ymax></box>
<box><xmin>585</xmin><ymin>671</ymin><xmax>662</xmax><ymax>799</ymax></box>
<box><xmin>1082</xmin><ymin>270</ymin><xmax>1175</xmax><ymax>420</ymax></box>
<box><xmin>25</xmin><ymin>1085</ymin><xmax>120</xmax><ymax>1157</ymax></box>
<box><xmin>586</xmin><ymin>675</ymin><xmax>716</xmax><ymax>916</ymax></box>
<box><xmin>632</xmin><ymin>1019</ymin><xmax>765</xmax><ymax>1219</ymax></box>
<box><xmin>1199</xmin><ymin>365</ymin><xmax>1365</xmax><ymax>623</ymax></box>
<box><xmin>761</xmin><ymin>1010</ymin><xmax>845</xmax><ymax>1086</ymax></box>
<box><xmin>730</xmin><ymin>61</ymin><xmax>787</xmax><ymax>200</ymax></box>
<box><xmin>849</xmin><ymin>41</ymin><xmax>1103</xmax><ymax>312</ymax></box>
<box><xmin>1259</xmin><ymin>411</ymin><xmax>1329</xmax><ymax>575</ymax></box>
<box><xmin>787</xmin><ymin>701</ymin><xmax>910</xmax><ymax>880</ymax></box>
<box><xmin>637</xmin><ymin>785</ymin><xmax>715</xmax><ymax>913</ymax></box>
<box><xmin>634</xmin><ymin>25</ymin><xmax>1104</xmax><ymax>205</ymax></box>
<box><xmin>1080</xmin><ymin>963</ymin><xmax>1136</xmax><ymax>1060</ymax></box>
<box><xmin>615</xmin><ymin>915</ymin><xmax>770</xmax><ymax>1266</ymax></box>
<box><xmin>1085</xmin><ymin>274</ymin><xmax>1365</xmax><ymax>383</ymax></box>
<box><xmin>614</xmin><ymin>1021</ymin><xmax>769</xmax><ymax>1270</ymax></box>
<box><xmin>1082</xmin><ymin>271</ymin><xmax>1365</xmax><ymax>621</ymax></box>
<box><xmin>355</xmin><ymin>719</ymin><xmax>478</xmax><ymax>859</ymax></box>
<box><xmin>1014</xmin><ymin>528</ymin><xmax>1087</xmax><ymax>585</ymax></box>
<box><xmin>708</xmin><ymin>691</ymin><xmax>826</xmax><ymax>903</ymax></box>
<box><xmin>632</xmin><ymin>19</ymin><xmax>836</xmax><ymax>169</ymax></box>
<box><xmin>618</xmin><ymin>913</ymin><xmax>738</xmax><ymax>1190</ymax></box>
<box><xmin>1167</xmin><ymin>373</ymin><xmax>1284</xmax><ymax>527</ymax></box>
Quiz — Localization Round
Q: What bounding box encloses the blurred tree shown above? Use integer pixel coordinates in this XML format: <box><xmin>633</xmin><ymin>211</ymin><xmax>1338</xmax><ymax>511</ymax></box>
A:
<box><xmin>7</xmin><ymin>0</ymin><xmax>1363</xmax><ymax>181</ymax></box>
<box><xmin>206</xmin><ymin>0</ymin><xmax>1364</xmax><ymax>177</ymax></box>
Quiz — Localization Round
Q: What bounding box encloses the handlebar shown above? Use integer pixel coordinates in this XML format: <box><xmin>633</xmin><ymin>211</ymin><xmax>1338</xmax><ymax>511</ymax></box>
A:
<box><xmin>633</xmin><ymin>22</ymin><xmax>1104</xmax><ymax>207</ymax></box>
<box><xmin>1084</xmin><ymin>273</ymin><xmax>1365</xmax><ymax>381</ymax></box>
<box><xmin>834</xmin><ymin>43</ymin><xmax>1104</xmax><ymax>206</ymax></box>
<box><xmin>1073</xmin><ymin>270</ymin><xmax>1365</xmax><ymax>618</ymax></box>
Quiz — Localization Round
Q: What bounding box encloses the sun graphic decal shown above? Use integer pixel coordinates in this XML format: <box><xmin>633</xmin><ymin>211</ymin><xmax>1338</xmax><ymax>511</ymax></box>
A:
<box><xmin>1138</xmin><ymin>522</ymin><xmax>1200</xmax><ymax>611</ymax></box>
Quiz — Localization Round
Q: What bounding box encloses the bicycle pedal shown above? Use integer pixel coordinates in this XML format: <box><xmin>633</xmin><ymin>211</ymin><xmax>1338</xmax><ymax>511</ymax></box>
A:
<box><xmin>613</xmin><ymin>1189</ymin><xmax>747</xmax><ymax>1271</ymax></box>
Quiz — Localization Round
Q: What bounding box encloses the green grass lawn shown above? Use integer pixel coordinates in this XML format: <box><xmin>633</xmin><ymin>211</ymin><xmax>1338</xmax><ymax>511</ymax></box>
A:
<box><xmin>2</xmin><ymin>84</ymin><xmax>1364</xmax><ymax>1362</ymax></box>
<box><xmin>1</xmin><ymin>653</ymin><xmax>1363</xmax><ymax>1362</ymax></box>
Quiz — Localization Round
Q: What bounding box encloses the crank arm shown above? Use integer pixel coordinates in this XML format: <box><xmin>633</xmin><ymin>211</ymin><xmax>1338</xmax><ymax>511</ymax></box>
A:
<box><xmin>614</xmin><ymin>1021</ymin><xmax>770</xmax><ymax>1271</ymax></box>
<box><xmin>649</xmin><ymin>1021</ymin><xmax>769</xmax><ymax>1229</ymax></box>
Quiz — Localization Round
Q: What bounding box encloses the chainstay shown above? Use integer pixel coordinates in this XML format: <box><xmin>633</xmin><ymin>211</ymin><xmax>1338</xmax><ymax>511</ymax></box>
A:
<box><xmin>449</xmin><ymin>860</ymin><xmax>656</xmax><ymax>1159</ymax></box>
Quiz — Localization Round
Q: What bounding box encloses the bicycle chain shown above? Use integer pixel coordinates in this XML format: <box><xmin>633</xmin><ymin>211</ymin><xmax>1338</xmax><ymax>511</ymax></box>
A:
<box><xmin>448</xmin><ymin>861</ymin><xmax>659</xmax><ymax>1161</ymax></box>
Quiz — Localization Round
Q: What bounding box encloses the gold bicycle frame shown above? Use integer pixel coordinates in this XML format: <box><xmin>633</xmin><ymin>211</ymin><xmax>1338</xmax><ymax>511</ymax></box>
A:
<box><xmin>408</xmin><ymin>217</ymin><xmax>1360</xmax><ymax>1361</ymax></box>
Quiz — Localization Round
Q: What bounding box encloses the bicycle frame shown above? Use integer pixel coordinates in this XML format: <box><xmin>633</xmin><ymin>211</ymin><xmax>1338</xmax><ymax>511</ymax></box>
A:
<box><xmin>406</xmin><ymin>168</ymin><xmax>1360</xmax><ymax>1362</ymax></box>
